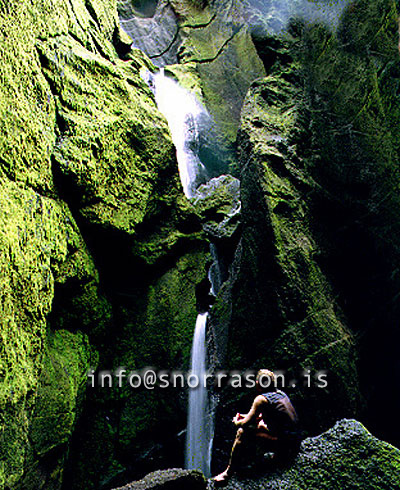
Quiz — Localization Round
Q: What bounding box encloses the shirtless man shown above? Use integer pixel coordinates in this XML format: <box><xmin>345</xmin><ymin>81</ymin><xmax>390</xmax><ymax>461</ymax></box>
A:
<box><xmin>213</xmin><ymin>369</ymin><xmax>298</xmax><ymax>485</ymax></box>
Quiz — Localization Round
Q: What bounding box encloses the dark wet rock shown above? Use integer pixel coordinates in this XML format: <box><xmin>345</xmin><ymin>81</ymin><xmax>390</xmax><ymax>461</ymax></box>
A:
<box><xmin>192</xmin><ymin>175</ymin><xmax>241</xmax><ymax>241</ymax></box>
<box><xmin>114</xmin><ymin>468</ymin><xmax>207</xmax><ymax>490</ymax></box>
<box><xmin>118</xmin><ymin>0</ymin><xmax>182</xmax><ymax>66</ymax></box>
<box><xmin>210</xmin><ymin>420</ymin><xmax>400</xmax><ymax>490</ymax></box>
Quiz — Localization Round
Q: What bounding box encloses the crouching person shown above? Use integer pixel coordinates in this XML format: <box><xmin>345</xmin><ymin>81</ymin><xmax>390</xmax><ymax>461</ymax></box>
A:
<box><xmin>213</xmin><ymin>369</ymin><xmax>299</xmax><ymax>486</ymax></box>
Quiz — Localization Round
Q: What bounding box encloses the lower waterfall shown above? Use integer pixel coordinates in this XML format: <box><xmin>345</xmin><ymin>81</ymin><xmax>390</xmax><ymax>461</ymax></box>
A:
<box><xmin>185</xmin><ymin>312</ymin><xmax>214</xmax><ymax>477</ymax></box>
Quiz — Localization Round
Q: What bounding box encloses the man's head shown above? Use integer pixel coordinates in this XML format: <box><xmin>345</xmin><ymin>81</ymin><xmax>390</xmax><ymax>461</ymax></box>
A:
<box><xmin>256</xmin><ymin>369</ymin><xmax>276</xmax><ymax>392</ymax></box>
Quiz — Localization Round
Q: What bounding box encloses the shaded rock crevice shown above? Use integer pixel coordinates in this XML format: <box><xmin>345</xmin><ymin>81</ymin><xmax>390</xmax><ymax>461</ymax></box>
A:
<box><xmin>180</xmin><ymin>28</ymin><xmax>240</xmax><ymax>64</ymax></box>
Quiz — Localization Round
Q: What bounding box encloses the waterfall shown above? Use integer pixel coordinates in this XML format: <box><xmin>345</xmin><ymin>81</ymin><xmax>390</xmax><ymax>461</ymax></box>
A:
<box><xmin>152</xmin><ymin>69</ymin><xmax>208</xmax><ymax>198</ymax></box>
<box><xmin>149</xmin><ymin>69</ymin><xmax>218</xmax><ymax>476</ymax></box>
<box><xmin>185</xmin><ymin>312</ymin><xmax>213</xmax><ymax>477</ymax></box>
<box><xmin>209</xmin><ymin>243</ymin><xmax>222</xmax><ymax>297</ymax></box>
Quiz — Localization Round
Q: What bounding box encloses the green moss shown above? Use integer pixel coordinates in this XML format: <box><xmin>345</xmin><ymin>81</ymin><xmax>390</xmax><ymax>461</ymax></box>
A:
<box><xmin>0</xmin><ymin>0</ymin><xmax>208</xmax><ymax>488</ymax></box>
<box><xmin>226</xmin><ymin>33</ymin><xmax>360</xmax><ymax>431</ymax></box>
<box><xmin>279</xmin><ymin>420</ymin><xmax>400</xmax><ymax>490</ymax></box>
<box><xmin>13</xmin><ymin>330</ymin><xmax>97</xmax><ymax>490</ymax></box>
<box><xmin>0</xmin><ymin>0</ymin><xmax>119</xmax><ymax>194</ymax></box>
<box><xmin>0</xmin><ymin>8</ymin><xmax>121</xmax><ymax>484</ymax></box>
<box><xmin>170</xmin><ymin>0</ymin><xmax>213</xmax><ymax>26</ymax></box>
<box><xmin>0</xmin><ymin>179</ymin><xmax>106</xmax><ymax>488</ymax></box>
<box><xmin>196</xmin><ymin>27</ymin><xmax>266</xmax><ymax>146</ymax></box>
<box><xmin>35</xmin><ymin>33</ymin><xmax>174</xmax><ymax>234</ymax></box>
<box><xmin>118</xmin><ymin>245</ymin><xmax>209</xmax><ymax>371</ymax></box>
<box><xmin>30</xmin><ymin>330</ymin><xmax>97</xmax><ymax>456</ymax></box>
<box><xmin>165</xmin><ymin>62</ymin><xmax>204</xmax><ymax>102</ymax></box>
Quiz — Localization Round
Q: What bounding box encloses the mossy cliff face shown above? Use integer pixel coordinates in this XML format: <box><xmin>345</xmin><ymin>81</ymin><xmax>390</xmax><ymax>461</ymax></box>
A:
<box><xmin>213</xmin><ymin>0</ymin><xmax>400</xmax><ymax>459</ymax></box>
<box><xmin>222</xmin><ymin>52</ymin><xmax>360</xmax><ymax>434</ymax></box>
<box><xmin>295</xmin><ymin>0</ymin><xmax>400</xmax><ymax>445</ymax></box>
<box><xmin>0</xmin><ymin>179</ymin><xmax>101</xmax><ymax>489</ymax></box>
<box><xmin>0</xmin><ymin>0</ymin><xmax>208</xmax><ymax>488</ymax></box>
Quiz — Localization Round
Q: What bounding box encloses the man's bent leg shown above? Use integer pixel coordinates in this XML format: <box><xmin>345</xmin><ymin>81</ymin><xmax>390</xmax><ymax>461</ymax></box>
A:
<box><xmin>213</xmin><ymin>428</ymin><xmax>247</xmax><ymax>484</ymax></box>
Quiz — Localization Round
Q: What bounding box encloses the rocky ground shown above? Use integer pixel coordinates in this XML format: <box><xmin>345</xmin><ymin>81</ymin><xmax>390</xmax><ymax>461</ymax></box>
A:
<box><xmin>115</xmin><ymin>420</ymin><xmax>400</xmax><ymax>490</ymax></box>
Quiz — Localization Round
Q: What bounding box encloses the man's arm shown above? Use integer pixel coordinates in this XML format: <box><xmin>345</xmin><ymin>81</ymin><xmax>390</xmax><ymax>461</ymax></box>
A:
<box><xmin>233</xmin><ymin>395</ymin><xmax>266</xmax><ymax>428</ymax></box>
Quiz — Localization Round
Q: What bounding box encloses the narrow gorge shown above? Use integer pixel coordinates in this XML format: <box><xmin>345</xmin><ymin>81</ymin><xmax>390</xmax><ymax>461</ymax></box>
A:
<box><xmin>1</xmin><ymin>1</ymin><xmax>400</xmax><ymax>489</ymax></box>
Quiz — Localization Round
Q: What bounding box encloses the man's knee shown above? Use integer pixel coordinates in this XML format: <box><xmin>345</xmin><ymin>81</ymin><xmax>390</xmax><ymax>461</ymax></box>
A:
<box><xmin>235</xmin><ymin>428</ymin><xmax>244</xmax><ymax>442</ymax></box>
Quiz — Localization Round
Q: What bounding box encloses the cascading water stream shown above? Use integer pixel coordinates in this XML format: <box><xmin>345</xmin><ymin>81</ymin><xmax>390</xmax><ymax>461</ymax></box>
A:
<box><xmin>152</xmin><ymin>69</ymin><xmax>208</xmax><ymax>198</ymax></box>
<box><xmin>150</xmin><ymin>69</ymin><xmax>218</xmax><ymax>477</ymax></box>
<box><xmin>185</xmin><ymin>313</ymin><xmax>213</xmax><ymax>477</ymax></box>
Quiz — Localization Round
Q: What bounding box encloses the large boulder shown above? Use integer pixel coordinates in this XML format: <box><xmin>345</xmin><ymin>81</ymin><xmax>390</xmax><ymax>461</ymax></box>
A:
<box><xmin>192</xmin><ymin>175</ymin><xmax>241</xmax><ymax>241</ymax></box>
<box><xmin>215</xmin><ymin>420</ymin><xmax>400</xmax><ymax>490</ymax></box>
<box><xmin>114</xmin><ymin>469</ymin><xmax>206</xmax><ymax>490</ymax></box>
<box><xmin>114</xmin><ymin>420</ymin><xmax>400</xmax><ymax>490</ymax></box>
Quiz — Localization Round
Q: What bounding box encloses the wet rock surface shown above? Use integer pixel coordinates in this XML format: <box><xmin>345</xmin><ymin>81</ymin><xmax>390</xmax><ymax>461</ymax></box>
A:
<box><xmin>114</xmin><ymin>468</ymin><xmax>207</xmax><ymax>490</ymax></box>
<box><xmin>192</xmin><ymin>175</ymin><xmax>241</xmax><ymax>241</ymax></box>
<box><xmin>118</xmin><ymin>0</ymin><xmax>182</xmax><ymax>66</ymax></box>
<box><xmin>210</xmin><ymin>420</ymin><xmax>400</xmax><ymax>490</ymax></box>
<box><xmin>115</xmin><ymin>421</ymin><xmax>400</xmax><ymax>490</ymax></box>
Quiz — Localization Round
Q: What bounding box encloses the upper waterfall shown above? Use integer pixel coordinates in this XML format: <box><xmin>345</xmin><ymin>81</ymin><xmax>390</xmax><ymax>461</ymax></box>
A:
<box><xmin>152</xmin><ymin>69</ymin><xmax>209</xmax><ymax>198</ymax></box>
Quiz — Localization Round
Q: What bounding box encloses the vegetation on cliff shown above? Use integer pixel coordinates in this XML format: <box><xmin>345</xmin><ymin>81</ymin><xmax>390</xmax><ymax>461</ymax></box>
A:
<box><xmin>1</xmin><ymin>0</ymin><xmax>400</xmax><ymax>489</ymax></box>
<box><xmin>0</xmin><ymin>0</ymin><xmax>208</xmax><ymax>488</ymax></box>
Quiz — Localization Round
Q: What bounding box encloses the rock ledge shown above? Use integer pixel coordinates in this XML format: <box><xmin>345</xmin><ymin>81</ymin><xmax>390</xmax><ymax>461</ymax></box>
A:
<box><xmin>115</xmin><ymin>420</ymin><xmax>400</xmax><ymax>490</ymax></box>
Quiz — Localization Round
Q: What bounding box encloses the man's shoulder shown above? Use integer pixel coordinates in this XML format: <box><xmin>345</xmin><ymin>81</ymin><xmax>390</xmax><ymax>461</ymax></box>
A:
<box><xmin>254</xmin><ymin>394</ymin><xmax>268</xmax><ymax>405</ymax></box>
<box><xmin>262</xmin><ymin>390</ymin><xmax>289</xmax><ymax>402</ymax></box>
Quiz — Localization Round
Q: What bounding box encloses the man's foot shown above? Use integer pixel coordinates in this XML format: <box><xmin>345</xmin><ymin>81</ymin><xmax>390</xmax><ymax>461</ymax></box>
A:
<box><xmin>213</xmin><ymin>470</ymin><xmax>231</xmax><ymax>486</ymax></box>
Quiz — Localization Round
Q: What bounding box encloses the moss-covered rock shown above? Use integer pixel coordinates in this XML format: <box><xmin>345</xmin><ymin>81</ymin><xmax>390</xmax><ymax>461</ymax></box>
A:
<box><xmin>213</xmin><ymin>0</ymin><xmax>400</xmax><ymax>459</ymax></box>
<box><xmin>0</xmin><ymin>0</ymin><xmax>119</xmax><ymax>194</ymax></box>
<box><xmin>292</xmin><ymin>0</ymin><xmax>400</xmax><ymax>446</ymax></box>
<box><xmin>0</xmin><ymin>180</ymin><xmax>104</xmax><ymax>489</ymax></box>
<box><xmin>114</xmin><ymin>468</ymin><xmax>207</xmax><ymax>490</ymax></box>
<box><xmin>0</xmin><ymin>0</ymin><xmax>118</xmax><ymax>486</ymax></box>
<box><xmin>35</xmin><ymin>34</ymin><xmax>175</xmax><ymax>234</ymax></box>
<box><xmin>173</xmin><ymin>0</ymin><xmax>266</xmax><ymax>154</ymax></box>
<box><xmin>0</xmin><ymin>0</ymin><xmax>206</xmax><ymax>488</ymax></box>
<box><xmin>192</xmin><ymin>175</ymin><xmax>241</xmax><ymax>241</ymax></box>
<box><xmin>15</xmin><ymin>330</ymin><xmax>97</xmax><ymax>490</ymax></box>
<box><xmin>222</xmin><ymin>58</ymin><xmax>360</xmax><ymax>435</ymax></box>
